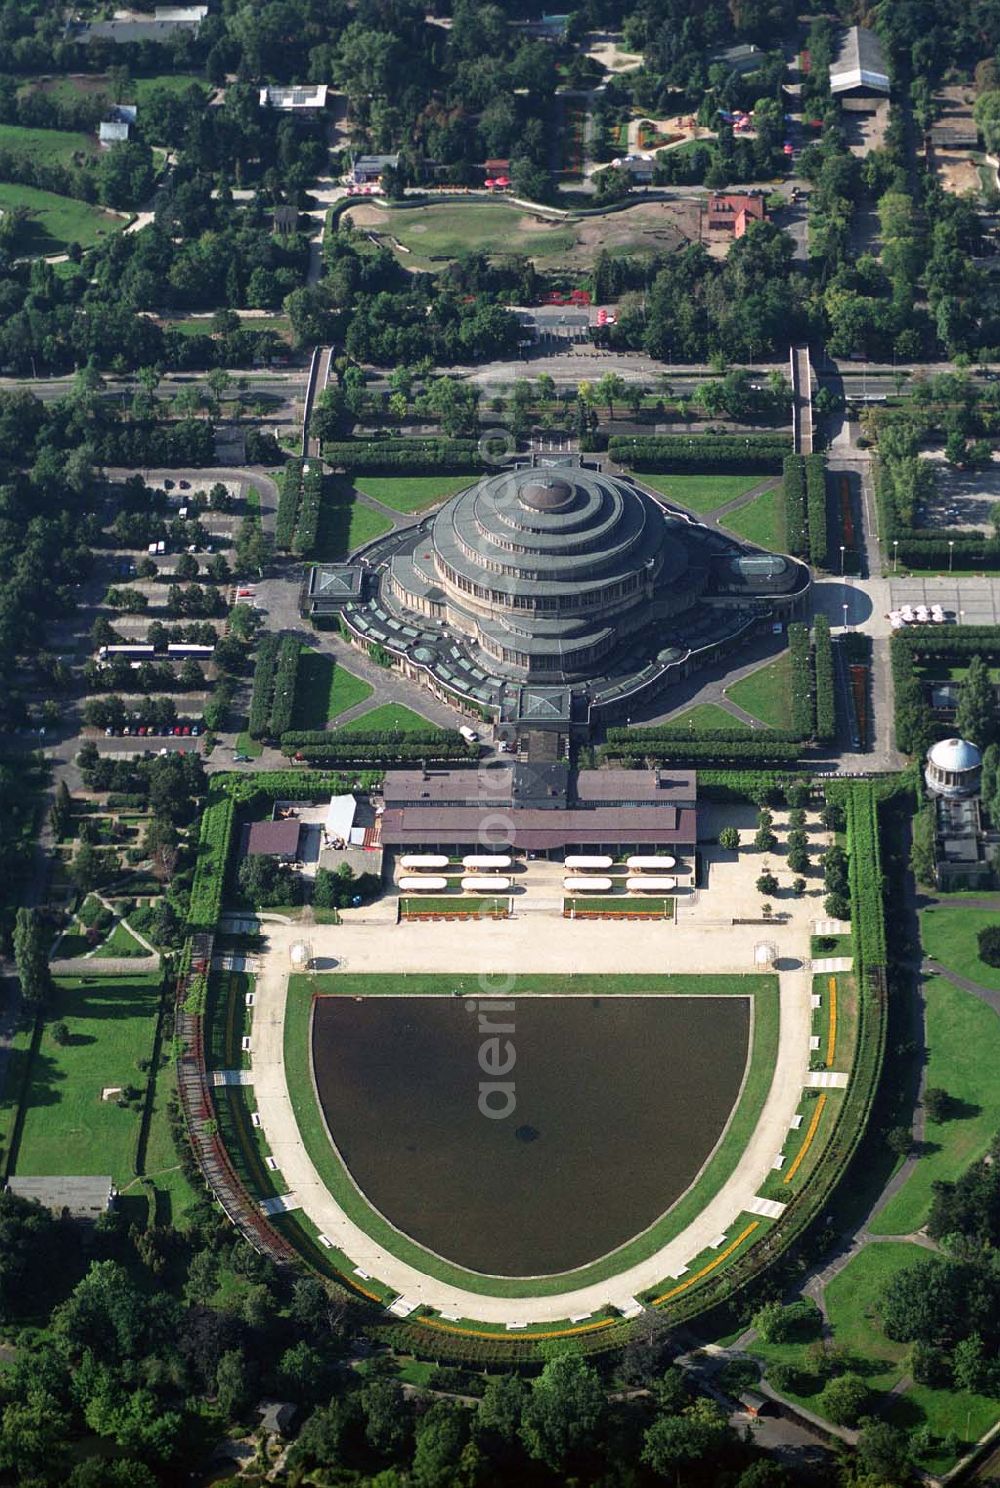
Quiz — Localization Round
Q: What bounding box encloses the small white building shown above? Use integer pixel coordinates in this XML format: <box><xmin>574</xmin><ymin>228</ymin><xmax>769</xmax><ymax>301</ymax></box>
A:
<box><xmin>99</xmin><ymin>119</ymin><xmax>131</xmax><ymax>147</ymax></box>
<box><xmin>259</xmin><ymin>84</ymin><xmax>329</xmax><ymax>112</ymax></box>
<box><xmin>830</xmin><ymin>26</ymin><xmax>890</xmax><ymax>98</ymax></box>
<box><xmin>925</xmin><ymin>736</ymin><xmax>982</xmax><ymax>799</ymax></box>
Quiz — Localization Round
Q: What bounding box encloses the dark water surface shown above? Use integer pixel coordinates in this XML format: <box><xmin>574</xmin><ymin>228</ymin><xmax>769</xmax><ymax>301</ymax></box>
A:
<box><xmin>311</xmin><ymin>994</ymin><xmax>750</xmax><ymax>1275</ymax></box>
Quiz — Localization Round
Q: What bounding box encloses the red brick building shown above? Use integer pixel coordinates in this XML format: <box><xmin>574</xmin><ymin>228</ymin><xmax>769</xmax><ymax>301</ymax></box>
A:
<box><xmin>707</xmin><ymin>192</ymin><xmax>768</xmax><ymax>238</ymax></box>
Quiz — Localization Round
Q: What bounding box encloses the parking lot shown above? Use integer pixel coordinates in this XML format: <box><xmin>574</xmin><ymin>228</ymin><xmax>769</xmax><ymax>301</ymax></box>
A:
<box><xmin>889</xmin><ymin>576</ymin><xmax>1000</xmax><ymax>625</ymax></box>
<box><xmin>917</xmin><ymin>452</ymin><xmax>1000</xmax><ymax>531</ymax></box>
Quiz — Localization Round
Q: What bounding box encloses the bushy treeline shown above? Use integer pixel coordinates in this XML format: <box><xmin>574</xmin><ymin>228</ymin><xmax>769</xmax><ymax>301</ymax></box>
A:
<box><xmin>612</xmin><ymin>433</ymin><xmax>791</xmax><ymax>474</ymax></box>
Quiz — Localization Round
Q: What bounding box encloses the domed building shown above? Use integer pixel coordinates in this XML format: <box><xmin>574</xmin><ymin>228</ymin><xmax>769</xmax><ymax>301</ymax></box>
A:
<box><xmin>309</xmin><ymin>457</ymin><xmax>810</xmax><ymax>729</ymax></box>
<box><xmin>925</xmin><ymin>737</ymin><xmax>983</xmax><ymax>799</ymax></box>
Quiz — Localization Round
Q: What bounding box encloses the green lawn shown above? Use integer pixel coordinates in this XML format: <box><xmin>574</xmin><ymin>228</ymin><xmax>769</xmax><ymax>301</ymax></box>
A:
<box><xmin>283</xmin><ymin>972</ymin><xmax>777</xmax><ymax>1299</ymax></box>
<box><xmin>313</xmin><ymin>477</ymin><xmax>394</xmax><ymax>559</ymax></box>
<box><xmin>99</xmin><ymin>920</ymin><xmax>148</xmax><ymax>958</ymax></box>
<box><xmin>234</xmin><ymin>730</ymin><xmax>263</xmax><ymax>759</ymax></box>
<box><xmin>354</xmin><ymin>475</ymin><xmax>476</xmax><ymax>513</ymax></box>
<box><xmin>663</xmin><ymin>704</ymin><xmax>752</xmax><ymax>732</ymax></box>
<box><xmin>337</xmin><ymin>702</ymin><xmax>437</xmax><ymax>734</ymax></box>
<box><xmin>564</xmin><ymin>896</ymin><xmax>673</xmax><ymax>916</ymax></box>
<box><xmin>0</xmin><ymin>122</ymin><xmax>96</xmax><ymax>166</ymax></box>
<box><xmin>130</xmin><ymin>74</ymin><xmax>209</xmax><ymax>103</ymax></box>
<box><xmin>139</xmin><ymin>1056</ymin><xmax>202</xmax><ymax>1228</ymax></box>
<box><xmin>374</xmin><ymin>200</ymin><xmax>575</xmax><ymax>262</ymax></box>
<box><xmin>920</xmin><ymin>906</ymin><xmax>1000</xmax><ymax>990</ymax></box>
<box><xmin>290</xmin><ymin>648</ymin><xmax>373</xmax><ymax>730</ymax></box>
<box><xmin>400</xmin><ymin>896</ymin><xmax>509</xmax><ymax>915</ymax></box>
<box><xmin>725</xmin><ymin>652</ymin><xmax>794</xmax><ymax>730</ymax></box>
<box><xmin>869</xmin><ymin>976</ymin><xmax>1000</xmax><ymax>1235</ymax></box>
<box><xmin>12</xmin><ymin>975</ymin><xmax>162</xmax><ymax>1187</ymax></box>
<box><xmin>752</xmin><ymin>1241</ymin><xmax>1000</xmax><ymax>1470</ymax></box>
<box><xmin>636</xmin><ymin>473</ymin><xmax>764</xmax><ymax>514</ymax></box>
<box><xmin>0</xmin><ymin>182</ymin><xmax>125</xmax><ymax>255</ymax></box>
<box><xmin>722</xmin><ymin>487</ymin><xmax>787</xmax><ymax>552</ymax></box>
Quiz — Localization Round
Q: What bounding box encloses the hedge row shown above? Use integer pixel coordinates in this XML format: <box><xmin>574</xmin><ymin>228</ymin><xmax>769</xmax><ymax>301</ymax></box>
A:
<box><xmin>247</xmin><ymin>634</ymin><xmax>280</xmax><ymax>741</ymax></box>
<box><xmin>788</xmin><ymin>621</ymin><xmax>815</xmax><ymax>738</ymax></box>
<box><xmin>842</xmin><ymin>782</ymin><xmax>887</xmax><ymax>974</ymax></box>
<box><xmin>292</xmin><ymin>465</ymin><xmax>324</xmax><ymax>557</ymax></box>
<box><xmin>286</xmin><ymin>739</ymin><xmax>477</xmax><ymax>764</ymax></box>
<box><xmin>599</xmin><ymin>737</ymin><xmax>803</xmax><ymax>764</ymax></box>
<box><xmin>813</xmin><ymin>615</ymin><xmax>836</xmax><ymax>743</ymax></box>
<box><xmin>320</xmin><ymin>439</ymin><xmax>486</xmax><ymax>474</ymax></box>
<box><xmin>219</xmin><ymin>769</ymin><xmax>383</xmax><ymax>805</ymax></box>
<box><xmin>188</xmin><ymin>792</ymin><xmax>236</xmax><ymax>932</ymax></box>
<box><xmin>268</xmin><ymin>636</ymin><xmax>301</xmax><ymax>739</ymax></box>
<box><xmin>611</xmin><ymin>433</ymin><xmax>791</xmax><ymax>474</ymax></box>
<box><xmin>281</xmin><ymin>728</ymin><xmax>461</xmax><ymax>749</ymax></box>
<box><xmin>275</xmin><ymin>461</ymin><xmax>303</xmax><ymax>551</ymax></box>
<box><xmin>895</xmin><ymin>535</ymin><xmax>1000</xmax><ymax>570</ymax></box>
<box><xmin>805</xmin><ymin>455</ymin><xmax>829</xmax><ymax>569</ymax></box>
<box><xmin>783</xmin><ymin>456</ymin><xmax>807</xmax><ymax>558</ymax></box>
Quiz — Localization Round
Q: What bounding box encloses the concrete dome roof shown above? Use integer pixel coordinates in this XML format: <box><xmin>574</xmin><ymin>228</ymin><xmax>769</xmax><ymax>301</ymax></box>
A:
<box><xmin>928</xmin><ymin>737</ymin><xmax>982</xmax><ymax>772</ymax></box>
<box><xmin>519</xmin><ymin>476</ymin><xmax>575</xmax><ymax>512</ymax></box>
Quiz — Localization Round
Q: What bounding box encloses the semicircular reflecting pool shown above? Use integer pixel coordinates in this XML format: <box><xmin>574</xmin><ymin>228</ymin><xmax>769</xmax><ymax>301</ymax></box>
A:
<box><xmin>311</xmin><ymin>993</ymin><xmax>751</xmax><ymax>1276</ymax></box>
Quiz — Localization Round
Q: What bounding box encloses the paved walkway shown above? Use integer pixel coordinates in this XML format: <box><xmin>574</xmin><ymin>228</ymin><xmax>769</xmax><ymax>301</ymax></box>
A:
<box><xmin>249</xmin><ymin>820</ymin><xmax>825</xmax><ymax>1323</ymax></box>
<box><xmin>923</xmin><ymin>957</ymin><xmax>1000</xmax><ymax>1018</ymax></box>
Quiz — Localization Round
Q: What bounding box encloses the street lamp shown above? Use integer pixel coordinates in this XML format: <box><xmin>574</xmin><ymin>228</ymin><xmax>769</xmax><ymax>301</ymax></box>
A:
<box><xmin>840</xmin><ymin>544</ymin><xmax>846</xmax><ymax>576</ymax></box>
<box><xmin>842</xmin><ymin>602</ymin><xmax>849</xmax><ymax>632</ymax></box>
<box><xmin>948</xmin><ymin>540</ymin><xmax>955</xmax><ymax>574</ymax></box>
<box><xmin>893</xmin><ymin>538</ymin><xmax>899</xmax><ymax>573</ymax></box>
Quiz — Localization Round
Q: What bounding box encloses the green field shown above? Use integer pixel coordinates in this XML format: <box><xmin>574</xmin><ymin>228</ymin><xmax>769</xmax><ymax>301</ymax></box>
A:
<box><xmin>752</xmin><ymin>1242</ymin><xmax>1000</xmax><ymax>1471</ymax></box>
<box><xmin>400</xmin><ymin>896</ymin><xmax>509</xmax><ymax>915</ymax></box>
<box><xmin>314</xmin><ymin>478</ymin><xmax>394</xmax><ymax>559</ymax></box>
<box><xmin>282</xmin><ymin>972</ymin><xmax>777</xmax><ymax>1298</ymax></box>
<box><xmin>22</xmin><ymin>73</ymin><xmax>207</xmax><ymax>107</ymax></box>
<box><xmin>234</xmin><ymin>730</ymin><xmax>263</xmax><ymax>759</ymax></box>
<box><xmin>11</xmin><ymin>975</ymin><xmax>162</xmax><ymax>1186</ymax></box>
<box><xmin>370</xmin><ymin>200</ymin><xmax>575</xmax><ymax>262</ymax></box>
<box><xmin>354</xmin><ymin>474</ymin><xmax>476</xmax><ymax>513</ymax></box>
<box><xmin>338</xmin><ymin>702</ymin><xmax>437</xmax><ymax>734</ymax></box>
<box><xmin>921</xmin><ymin>906</ymin><xmax>1000</xmax><ymax>990</ymax></box>
<box><xmin>726</xmin><ymin>651</ymin><xmax>794</xmax><ymax>730</ymax></box>
<box><xmin>636</xmin><ymin>473</ymin><xmax>764</xmax><ymax>514</ymax></box>
<box><xmin>291</xmin><ymin>648</ymin><xmax>373</xmax><ymax>730</ymax></box>
<box><xmin>0</xmin><ymin>122</ymin><xmax>96</xmax><ymax>166</ymax></box>
<box><xmin>564</xmin><ymin>896</ymin><xmax>673</xmax><ymax>915</ymax></box>
<box><xmin>0</xmin><ymin>181</ymin><xmax>125</xmax><ymax>255</ymax></box>
<box><xmin>869</xmin><ymin>976</ymin><xmax>1000</xmax><ymax>1235</ymax></box>
<box><xmin>664</xmin><ymin>703</ymin><xmax>752</xmax><ymax>732</ymax></box>
<box><xmin>722</xmin><ymin>487</ymin><xmax>787</xmax><ymax>552</ymax></box>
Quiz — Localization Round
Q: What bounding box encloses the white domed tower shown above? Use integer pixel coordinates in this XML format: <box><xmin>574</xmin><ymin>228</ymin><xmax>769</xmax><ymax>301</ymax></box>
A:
<box><xmin>925</xmin><ymin>737</ymin><xmax>982</xmax><ymax>799</ymax></box>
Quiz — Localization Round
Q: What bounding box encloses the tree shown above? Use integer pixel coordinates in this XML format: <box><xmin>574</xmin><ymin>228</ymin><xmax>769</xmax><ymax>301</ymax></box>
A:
<box><xmin>719</xmin><ymin>826</ymin><xmax>740</xmax><ymax>851</ymax></box>
<box><xmin>412</xmin><ymin>1401</ymin><xmax>473</xmax><ymax>1488</ymax></box>
<box><xmin>477</xmin><ymin>1374</ymin><xmax>527</xmax><ymax>1445</ymax></box>
<box><xmin>887</xmin><ymin>1125</ymin><xmax>912</xmax><ymax>1157</ymax></box>
<box><xmin>216</xmin><ymin>1348</ymin><xmax>252</xmax><ymax>1420</ymax></box>
<box><xmin>14</xmin><ymin>907</ymin><xmax>50</xmax><ymax>1007</ymax></box>
<box><xmin>854</xmin><ymin>1419</ymin><xmax>914</xmax><ymax>1484</ymax></box>
<box><xmin>819</xmin><ymin>1371</ymin><xmax>869</xmax><ymax>1426</ymax></box>
<box><xmin>595</xmin><ymin>372</ymin><xmax>627</xmax><ymax>420</ymax></box>
<box><xmin>756</xmin><ymin>872</ymin><xmax>779</xmax><ymax>896</ymax></box>
<box><xmin>752</xmin><ymin>1299</ymin><xmax>822</xmax><ymax>1344</ymax></box>
<box><xmin>361</xmin><ymin>1378</ymin><xmax>411</xmax><ymax>1460</ymax></box>
<box><xmin>642</xmin><ymin>1399</ymin><xmax>733</xmax><ymax>1476</ymax></box>
<box><xmin>51</xmin><ymin>1020</ymin><xmax>70</xmax><ymax>1045</ymax></box>
<box><xmin>923</xmin><ymin>1086</ymin><xmax>951</xmax><ymax>1122</ymax></box>
<box><xmin>978</xmin><ymin>925</ymin><xmax>1000</xmax><ymax>967</ymax></box>
<box><xmin>519</xmin><ymin>1353</ymin><xmax>605</xmax><ymax>1471</ymax></box>
<box><xmin>955</xmin><ymin>654</ymin><xmax>997</xmax><ymax>747</ymax></box>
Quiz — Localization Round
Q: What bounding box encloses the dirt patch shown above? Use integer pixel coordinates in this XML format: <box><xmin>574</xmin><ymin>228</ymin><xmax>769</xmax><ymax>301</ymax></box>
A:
<box><xmin>586</xmin><ymin>33</ymin><xmax>643</xmax><ymax>73</ymax></box>
<box><xmin>574</xmin><ymin>199</ymin><xmax>701</xmax><ymax>258</ymax></box>
<box><xmin>340</xmin><ymin>204</ymin><xmax>390</xmax><ymax>230</ymax></box>
<box><xmin>935</xmin><ymin>153</ymin><xmax>982</xmax><ymax>196</ymax></box>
